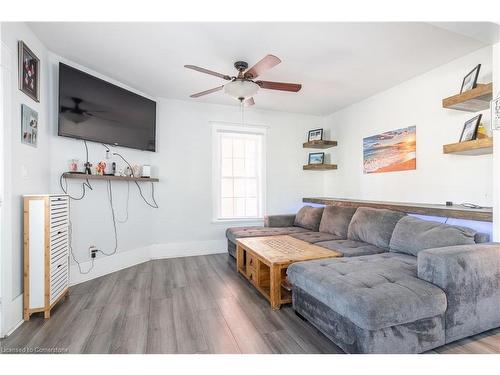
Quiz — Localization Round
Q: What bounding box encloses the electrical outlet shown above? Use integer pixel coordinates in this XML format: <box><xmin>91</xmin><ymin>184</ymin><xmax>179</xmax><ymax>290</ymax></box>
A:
<box><xmin>89</xmin><ymin>245</ymin><xmax>98</xmax><ymax>259</ymax></box>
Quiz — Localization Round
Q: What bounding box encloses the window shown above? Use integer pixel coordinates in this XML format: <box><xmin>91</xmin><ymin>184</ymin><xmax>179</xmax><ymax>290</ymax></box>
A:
<box><xmin>212</xmin><ymin>123</ymin><xmax>266</xmax><ymax>221</ymax></box>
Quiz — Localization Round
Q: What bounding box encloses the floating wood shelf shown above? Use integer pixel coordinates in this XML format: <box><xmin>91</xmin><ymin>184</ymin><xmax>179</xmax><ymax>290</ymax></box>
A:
<box><xmin>442</xmin><ymin>83</ymin><xmax>493</xmax><ymax>112</ymax></box>
<box><xmin>303</xmin><ymin>164</ymin><xmax>337</xmax><ymax>170</ymax></box>
<box><xmin>303</xmin><ymin>140</ymin><xmax>338</xmax><ymax>149</ymax></box>
<box><xmin>443</xmin><ymin>137</ymin><xmax>493</xmax><ymax>156</ymax></box>
<box><xmin>303</xmin><ymin>197</ymin><xmax>492</xmax><ymax>222</ymax></box>
<box><xmin>62</xmin><ymin>173</ymin><xmax>159</xmax><ymax>182</ymax></box>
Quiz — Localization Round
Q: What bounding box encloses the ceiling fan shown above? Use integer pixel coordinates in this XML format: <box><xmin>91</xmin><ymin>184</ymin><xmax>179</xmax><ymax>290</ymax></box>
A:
<box><xmin>185</xmin><ymin>54</ymin><xmax>302</xmax><ymax>106</ymax></box>
<box><xmin>60</xmin><ymin>97</ymin><xmax>111</xmax><ymax>124</ymax></box>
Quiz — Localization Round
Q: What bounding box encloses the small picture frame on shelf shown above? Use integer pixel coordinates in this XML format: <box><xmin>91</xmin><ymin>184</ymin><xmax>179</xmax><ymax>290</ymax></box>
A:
<box><xmin>460</xmin><ymin>64</ymin><xmax>481</xmax><ymax>94</ymax></box>
<box><xmin>459</xmin><ymin>114</ymin><xmax>482</xmax><ymax>142</ymax></box>
<box><xmin>491</xmin><ymin>96</ymin><xmax>500</xmax><ymax>131</ymax></box>
<box><xmin>308</xmin><ymin>152</ymin><xmax>324</xmax><ymax>165</ymax></box>
<box><xmin>308</xmin><ymin>128</ymin><xmax>323</xmax><ymax>142</ymax></box>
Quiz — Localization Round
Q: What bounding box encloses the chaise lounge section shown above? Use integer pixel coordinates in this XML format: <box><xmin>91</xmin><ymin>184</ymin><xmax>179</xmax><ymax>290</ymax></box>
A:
<box><xmin>287</xmin><ymin>212</ymin><xmax>498</xmax><ymax>353</ymax></box>
<box><xmin>226</xmin><ymin>204</ymin><xmax>499</xmax><ymax>353</ymax></box>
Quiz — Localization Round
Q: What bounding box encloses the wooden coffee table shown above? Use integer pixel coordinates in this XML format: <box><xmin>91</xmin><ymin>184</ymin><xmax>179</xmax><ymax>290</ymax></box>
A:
<box><xmin>236</xmin><ymin>235</ymin><xmax>342</xmax><ymax>310</ymax></box>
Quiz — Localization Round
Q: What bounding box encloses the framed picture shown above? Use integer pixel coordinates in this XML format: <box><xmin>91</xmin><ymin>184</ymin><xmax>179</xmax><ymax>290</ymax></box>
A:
<box><xmin>18</xmin><ymin>41</ymin><xmax>40</xmax><ymax>102</ymax></box>
<box><xmin>21</xmin><ymin>104</ymin><xmax>38</xmax><ymax>147</ymax></box>
<box><xmin>363</xmin><ymin>126</ymin><xmax>416</xmax><ymax>174</ymax></box>
<box><xmin>459</xmin><ymin>114</ymin><xmax>482</xmax><ymax>142</ymax></box>
<box><xmin>460</xmin><ymin>64</ymin><xmax>481</xmax><ymax>94</ymax></box>
<box><xmin>492</xmin><ymin>96</ymin><xmax>500</xmax><ymax>131</ymax></box>
<box><xmin>308</xmin><ymin>128</ymin><xmax>323</xmax><ymax>142</ymax></box>
<box><xmin>308</xmin><ymin>152</ymin><xmax>324</xmax><ymax>165</ymax></box>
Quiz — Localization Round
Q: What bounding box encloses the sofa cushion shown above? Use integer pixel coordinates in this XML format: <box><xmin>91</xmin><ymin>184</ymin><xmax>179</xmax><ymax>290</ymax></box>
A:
<box><xmin>316</xmin><ymin>239</ymin><xmax>386</xmax><ymax>257</ymax></box>
<box><xmin>287</xmin><ymin>253</ymin><xmax>447</xmax><ymax>330</ymax></box>
<box><xmin>347</xmin><ymin>207</ymin><xmax>406</xmax><ymax>249</ymax></box>
<box><xmin>225</xmin><ymin>226</ymin><xmax>309</xmax><ymax>244</ymax></box>
<box><xmin>389</xmin><ymin>216</ymin><xmax>476</xmax><ymax>256</ymax></box>
<box><xmin>294</xmin><ymin>206</ymin><xmax>324</xmax><ymax>231</ymax></box>
<box><xmin>318</xmin><ymin>206</ymin><xmax>357</xmax><ymax>238</ymax></box>
<box><xmin>289</xmin><ymin>232</ymin><xmax>343</xmax><ymax>243</ymax></box>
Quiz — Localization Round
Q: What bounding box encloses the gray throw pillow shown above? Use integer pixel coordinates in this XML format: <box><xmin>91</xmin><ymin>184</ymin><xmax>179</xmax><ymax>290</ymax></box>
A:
<box><xmin>319</xmin><ymin>206</ymin><xmax>357</xmax><ymax>237</ymax></box>
<box><xmin>389</xmin><ymin>216</ymin><xmax>476</xmax><ymax>256</ymax></box>
<box><xmin>347</xmin><ymin>207</ymin><xmax>406</xmax><ymax>249</ymax></box>
<box><xmin>294</xmin><ymin>206</ymin><xmax>324</xmax><ymax>231</ymax></box>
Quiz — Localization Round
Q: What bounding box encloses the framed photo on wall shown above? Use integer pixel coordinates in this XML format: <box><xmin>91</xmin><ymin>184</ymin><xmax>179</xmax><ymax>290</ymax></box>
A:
<box><xmin>308</xmin><ymin>128</ymin><xmax>323</xmax><ymax>142</ymax></box>
<box><xmin>460</xmin><ymin>64</ymin><xmax>481</xmax><ymax>94</ymax></box>
<box><xmin>18</xmin><ymin>41</ymin><xmax>40</xmax><ymax>102</ymax></box>
<box><xmin>459</xmin><ymin>114</ymin><xmax>482</xmax><ymax>142</ymax></box>
<box><xmin>21</xmin><ymin>104</ymin><xmax>38</xmax><ymax>147</ymax></box>
<box><xmin>492</xmin><ymin>96</ymin><xmax>500</xmax><ymax>131</ymax></box>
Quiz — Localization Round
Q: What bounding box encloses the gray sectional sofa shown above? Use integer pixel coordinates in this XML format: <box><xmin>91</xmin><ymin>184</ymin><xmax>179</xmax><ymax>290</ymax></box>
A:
<box><xmin>225</xmin><ymin>205</ymin><xmax>500</xmax><ymax>353</ymax></box>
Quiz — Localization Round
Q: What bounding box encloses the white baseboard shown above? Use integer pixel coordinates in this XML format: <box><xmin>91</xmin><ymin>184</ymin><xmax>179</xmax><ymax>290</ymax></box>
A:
<box><xmin>69</xmin><ymin>245</ymin><xmax>152</xmax><ymax>285</ymax></box>
<box><xmin>69</xmin><ymin>239</ymin><xmax>227</xmax><ymax>286</ymax></box>
<box><xmin>150</xmin><ymin>239</ymin><xmax>226</xmax><ymax>259</ymax></box>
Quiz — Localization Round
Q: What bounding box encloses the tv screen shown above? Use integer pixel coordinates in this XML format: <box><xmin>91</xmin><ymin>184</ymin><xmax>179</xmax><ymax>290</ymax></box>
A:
<box><xmin>58</xmin><ymin>63</ymin><xmax>156</xmax><ymax>151</ymax></box>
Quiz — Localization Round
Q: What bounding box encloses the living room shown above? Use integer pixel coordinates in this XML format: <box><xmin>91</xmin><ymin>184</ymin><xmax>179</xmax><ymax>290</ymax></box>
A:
<box><xmin>1</xmin><ymin>0</ymin><xmax>500</xmax><ymax>372</ymax></box>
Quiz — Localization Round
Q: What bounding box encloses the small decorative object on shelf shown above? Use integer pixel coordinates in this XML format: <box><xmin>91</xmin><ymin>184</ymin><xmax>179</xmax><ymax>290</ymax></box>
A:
<box><xmin>68</xmin><ymin>159</ymin><xmax>80</xmax><ymax>173</ymax></box>
<box><xmin>142</xmin><ymin>165</ymin><xmax>151</xmax><ymax>178</ymax></box>
<box><xmin>460</xmin><ymin>64</ymin><xmax>481</xmax><ymax>94</ymax></box>
<box><xmin>307</xmin><ymin>128</ymin><xmax>323</xmax><ymax>142</ymax></box>
<box><xmin>308</xmin><ymin>152</ymin><xmax>325</xmax><ymax>165</ymax></box>
<box><xmin>132</xmin><ymin>164</ymin><xmax>142</xmax><ymax>177</ymax></box>
<box><xmin>84</xmin><ymin>161</ymin><xmax>92</xmax><ymax>175</ymax></box>
<box><xmin>492</xmin><ymin>96</ymin><xmax>500</xmax><ymax>130</ymax></box>
<box><xmin>95</xmin><ymin>161</ymin><xmax>106</xmax><ymax>175</ymax></box>
<box><xmin>459</xmin><ymin>114</ymin><xmax>482</xmax><ymax>142</ymax></box>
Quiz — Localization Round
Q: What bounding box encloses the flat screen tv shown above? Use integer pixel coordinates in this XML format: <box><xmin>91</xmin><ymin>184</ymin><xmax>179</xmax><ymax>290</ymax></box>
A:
<box><xmin>58</xmin><ymin>63</ymin><xmax>156</xmax><ymax>151</ymax></box>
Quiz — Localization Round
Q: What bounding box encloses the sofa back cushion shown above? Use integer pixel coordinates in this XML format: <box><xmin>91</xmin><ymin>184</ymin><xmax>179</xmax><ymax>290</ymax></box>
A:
<box><xmin>347</xmin><ymin>207</ymin><xmax>406</xmax><ymax>249</ymax></box>
<box><xmin>389</xmin><ymin>216</ymin><xmax>476</xmax><ymax>256</ymax></box>
<box><xmin>318</xmin><ymin>206</ymin><xmax>357</xmax><ymax>237</ymax></box>
<box><xmin>294</xmin><ymin>206</ymin><xmax>324</xmax><ymax>231</ymax></box>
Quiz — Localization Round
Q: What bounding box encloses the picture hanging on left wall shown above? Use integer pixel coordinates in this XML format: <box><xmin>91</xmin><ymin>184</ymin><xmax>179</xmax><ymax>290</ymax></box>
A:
<box><xmin>21</xmin><ymin>104</ymin><xmax>38</xmax><ymax>147</ymax></box>
<box><xmin>18</xmin><ymin>41</ymin><xmax>40</xmax><ymax>102</ymax></box>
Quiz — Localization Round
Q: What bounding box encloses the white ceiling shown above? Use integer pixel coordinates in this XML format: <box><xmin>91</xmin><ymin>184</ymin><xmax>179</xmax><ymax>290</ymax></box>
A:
<box><xmin>28</xmin><ymin>22</ymin><xmax>493</xmax><ymax>115</ymax></box>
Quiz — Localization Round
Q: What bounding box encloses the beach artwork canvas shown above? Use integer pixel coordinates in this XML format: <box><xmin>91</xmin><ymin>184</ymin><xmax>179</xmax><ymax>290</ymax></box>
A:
<box><xmin>363</xmin><ymin>126</ymin><xmax>416</xmax><ymax>174</ymax></box>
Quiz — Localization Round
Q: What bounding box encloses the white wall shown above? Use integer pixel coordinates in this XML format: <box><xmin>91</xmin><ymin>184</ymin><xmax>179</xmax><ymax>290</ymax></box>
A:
<box><xmin>323</xmin><ymin>47</ymin><xmax>493</xmax><ymax>209</ymax></box>
<box><xmin>44</xmin><ymin>58</ymin><xmax>324</xmax><ymax>283</ymax></box>
<box><xmin>151</xmin><ymin>99</ymin><xmax>324</xmax><ymax>251</ymax></box>
<box><xmin>1</xmin><ymin>22</ymin><xmax>51</xmax><ymax>336</ymax></box>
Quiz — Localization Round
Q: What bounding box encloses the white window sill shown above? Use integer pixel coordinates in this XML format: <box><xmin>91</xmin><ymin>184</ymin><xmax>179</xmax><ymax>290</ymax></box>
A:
<box><xmin>212</xmin><ymin>218</ymin><xmax>264</xmax><ymax>225</ymax></box>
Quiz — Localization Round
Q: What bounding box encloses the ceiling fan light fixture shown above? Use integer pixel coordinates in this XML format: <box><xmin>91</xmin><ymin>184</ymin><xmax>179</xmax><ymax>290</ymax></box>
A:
<box><xmin>224</xmin><ymin>80</ymin><xmax>259</xmax><ymax>101</ymax></box>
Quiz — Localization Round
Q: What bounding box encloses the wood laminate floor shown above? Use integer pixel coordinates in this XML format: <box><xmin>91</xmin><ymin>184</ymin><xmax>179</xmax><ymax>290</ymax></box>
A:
<box><xmin>1</xmin><ymin>254</ymin><xmax>500</xmax><ymax>354</ymax></box>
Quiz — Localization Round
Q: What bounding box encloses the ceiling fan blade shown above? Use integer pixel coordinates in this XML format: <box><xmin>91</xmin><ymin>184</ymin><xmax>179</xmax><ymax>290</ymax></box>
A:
<box><xmin>244</xmin><ymin>97</ymin><xmax>255</xmax><ymax>106</ymax></box>
<box><xmin>256</xmin><ymin>81</ymin><xmax>302</xmax><ymax>92</ymax></box>
<box><xmin>244</xmin><ymin>54</ymin><xmax>281</xmax><ymax>79</ymax></box>
<box><xmin>184</xmin><ymin>65</ymin><xmax>231</xmax><ymax>81</ymax></box>
<box><xmin>189</xmin><ymin>85</ymin><xmax>224</xmax><ymax>98</ymax></box>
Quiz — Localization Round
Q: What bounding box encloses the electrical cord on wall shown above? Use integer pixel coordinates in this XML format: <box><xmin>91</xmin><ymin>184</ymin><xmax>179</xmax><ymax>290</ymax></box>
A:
<box><xmin>117</xmin><ymin>181</ymin><xmax>130</xmax><ymax>223</ymax></box>
<box><xmin>62</xmin><ymin>140</ymin><xmax>159</xmax><ymax>274</ymax></box>
<box><xmin>112</xmin><ymin>151</ymin><xmax>159</xmax><ymax>208</ymax></box>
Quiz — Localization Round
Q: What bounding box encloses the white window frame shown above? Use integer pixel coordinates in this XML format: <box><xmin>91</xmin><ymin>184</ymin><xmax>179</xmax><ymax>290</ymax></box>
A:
<box><xmin>211</xmin><ymin>122</ymin><xmax>267</xmax><ymax>223</ymax></box>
